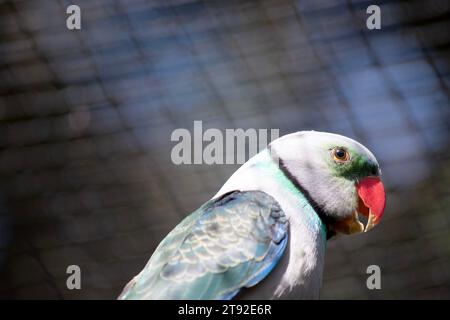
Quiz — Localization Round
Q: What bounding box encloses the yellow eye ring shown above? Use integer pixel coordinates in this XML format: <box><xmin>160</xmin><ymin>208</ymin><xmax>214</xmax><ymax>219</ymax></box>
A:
<box><xmin>332</xmin><ymin>148</ymin><xmax>350</xmax><ymax>162</ymax></box>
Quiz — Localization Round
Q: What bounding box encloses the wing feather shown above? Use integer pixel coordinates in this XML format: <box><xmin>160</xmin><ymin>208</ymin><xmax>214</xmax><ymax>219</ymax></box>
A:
<box><xmin>118</xmin><ymin>190</ymin><xmax>288</xmax><ymax>300</ymax></box>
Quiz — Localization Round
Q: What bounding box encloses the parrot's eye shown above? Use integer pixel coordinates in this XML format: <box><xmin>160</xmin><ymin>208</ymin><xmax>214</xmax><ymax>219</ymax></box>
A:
<box><xmin>332</xmin><ymin>148</ymin><xmax>350</xmax><ymax>162</ymax></box>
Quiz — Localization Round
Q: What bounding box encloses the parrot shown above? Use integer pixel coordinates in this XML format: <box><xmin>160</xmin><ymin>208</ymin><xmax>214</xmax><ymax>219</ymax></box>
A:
<box><xmin>118</xmin><ymin>131</ymin><xmax>386</xmax><ymax>299</ymax></box>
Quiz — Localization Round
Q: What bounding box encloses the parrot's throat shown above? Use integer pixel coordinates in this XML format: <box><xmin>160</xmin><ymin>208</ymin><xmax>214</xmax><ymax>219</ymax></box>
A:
<box><xmin>268</xmin><ymin>147</ymin><xmax>336</xmax><ymax>240</ymax></box>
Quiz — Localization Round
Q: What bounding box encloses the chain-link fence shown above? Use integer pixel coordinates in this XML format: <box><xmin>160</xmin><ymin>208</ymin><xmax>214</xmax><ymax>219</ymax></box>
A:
<box><xmin>0</xmin><ymin>0</ymin><xmax>449</xmax><ymax>299</ymax></box>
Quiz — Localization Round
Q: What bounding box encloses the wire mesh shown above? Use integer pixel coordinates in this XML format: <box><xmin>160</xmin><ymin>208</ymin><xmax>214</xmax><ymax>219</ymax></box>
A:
<box><xmin>0</xmin><ymin>0</ymin><xmax>449</xmax><ymax>299</ymax></box>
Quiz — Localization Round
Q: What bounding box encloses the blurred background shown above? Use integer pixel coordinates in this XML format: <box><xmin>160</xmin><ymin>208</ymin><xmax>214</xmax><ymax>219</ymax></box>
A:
<box><xmin>0</xmin><ymin>0</ymin><xmax>449</xmax><ymax>299</ymax></box>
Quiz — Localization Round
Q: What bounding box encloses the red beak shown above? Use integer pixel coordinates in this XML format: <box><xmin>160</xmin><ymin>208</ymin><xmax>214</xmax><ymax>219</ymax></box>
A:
<box><xmin>356</xmin><ymin>177</ymin><xmax>386</xmax><ymax>231</ymax></box>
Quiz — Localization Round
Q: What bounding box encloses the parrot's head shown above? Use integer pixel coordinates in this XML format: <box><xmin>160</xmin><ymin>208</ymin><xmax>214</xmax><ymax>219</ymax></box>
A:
<box><xmin>269</xmin><ymin>131</ymin><xmax>386</xmax><ymax>237</ymax></box>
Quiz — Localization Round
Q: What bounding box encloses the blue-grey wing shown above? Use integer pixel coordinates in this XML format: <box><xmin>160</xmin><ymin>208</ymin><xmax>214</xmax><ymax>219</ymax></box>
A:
<box><xmin>118</xmin><ymin>190</ymin><xmax>288</xmax><ymax>300</ymax></box>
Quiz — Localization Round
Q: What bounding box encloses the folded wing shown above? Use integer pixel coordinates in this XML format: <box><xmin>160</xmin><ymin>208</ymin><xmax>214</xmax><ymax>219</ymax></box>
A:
<box><xmin>118</xmin><ymin>190</ymin><xmax>288</xmax><ymax>300</ymax></box>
